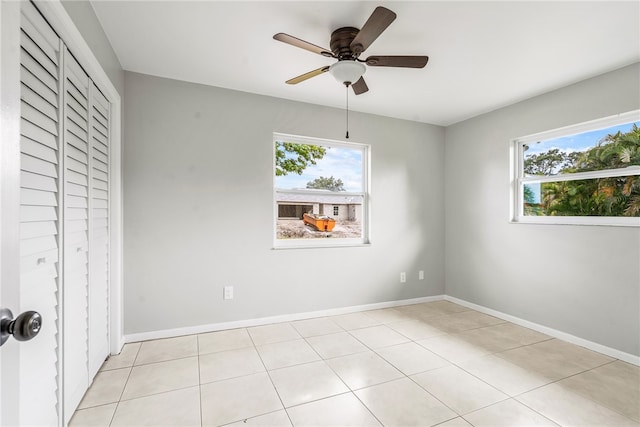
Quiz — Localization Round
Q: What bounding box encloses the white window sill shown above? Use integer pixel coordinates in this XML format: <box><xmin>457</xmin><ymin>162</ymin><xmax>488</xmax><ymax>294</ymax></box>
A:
<box><xmin>511</xmin><ymin>217</ymin><xmax>640</xmax><ymax>227</ymax></box>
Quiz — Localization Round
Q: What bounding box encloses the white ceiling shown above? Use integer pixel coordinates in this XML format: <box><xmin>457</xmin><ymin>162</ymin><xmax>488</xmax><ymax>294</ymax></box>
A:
<box><xmin>90</xmin><ymin>1</ymin><xmax>640</xmax><ymax>126</ymax></box>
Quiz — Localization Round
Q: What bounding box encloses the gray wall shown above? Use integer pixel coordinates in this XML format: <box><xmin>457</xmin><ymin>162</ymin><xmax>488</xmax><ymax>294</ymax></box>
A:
<box><xmin>445</xmin><ymin>63</ymin><xmax>640</xmax><ymax>356</ymax></box>
<box><xmin>123</xmin><ymin>72</ymin><xmax>446</xmax><ymax>335</ymax></box>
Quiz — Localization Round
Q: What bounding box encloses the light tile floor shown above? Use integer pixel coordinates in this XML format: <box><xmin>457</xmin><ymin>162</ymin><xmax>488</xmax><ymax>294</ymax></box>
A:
<box><xmin>70</xmin><ymin>301</ymin><xmax>640</xmax><ymax>426</ymax></box>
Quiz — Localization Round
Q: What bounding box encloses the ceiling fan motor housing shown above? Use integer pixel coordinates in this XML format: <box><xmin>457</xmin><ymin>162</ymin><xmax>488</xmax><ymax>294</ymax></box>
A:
<box><xmin>330</xmin><ymin>27</ymin><xmax>361</xmax><ymax>59</ymax></box>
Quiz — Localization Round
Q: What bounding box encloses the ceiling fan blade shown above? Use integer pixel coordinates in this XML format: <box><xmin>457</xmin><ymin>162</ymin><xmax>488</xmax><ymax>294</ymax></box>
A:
<box><xmin>352</xmin><ymin>77</ymin><xmax>369</xmax><ymax>95</ymax></box>
<box><xmin>350</xmin><ymin>6</ymin><xmax>397</xmax><ymax>55</ymax></box>
<box><xmin>365</xmin><ymin>55</ymin><xmax>429</xmax><ymax>68</ymax></box>
<box><xmin>273</xmin><ymin>33</ymin><xmax>334</xmax><ymax>57</ymax></box>
<box><xmin>285</xmin><ymin>66</ymin><xmax>330</xmax><ymax>85</ymax></box>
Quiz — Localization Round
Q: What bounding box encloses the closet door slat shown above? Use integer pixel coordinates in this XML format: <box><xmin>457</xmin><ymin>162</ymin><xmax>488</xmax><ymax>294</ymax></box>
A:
<box><xmin>88</xmin><ymin>83</ymin><xmax>110</xmax><ymax>379</ymax></box>
<box><xmin>18</xmin><ymin>3</ymin><xmax>61</xmax><ymax>425</ymax></box>
<box><xmin>63</xmin><ymin>49</ymin><xmax>91</xmax><ymax>418</ymax></box>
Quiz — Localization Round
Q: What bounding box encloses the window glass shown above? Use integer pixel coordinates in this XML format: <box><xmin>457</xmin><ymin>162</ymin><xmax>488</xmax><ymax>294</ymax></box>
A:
<box><xmin>523</xmin><ymin>122</ymin><xmax>640</xmax><ymax>177</ymax></box>
<box><xmin>513</xmin><ymin>113</ymin><xmax>640</xmax><ymax>225</ymax></box>
<box><xmin>274</xmin><ymin>134</ymin><xmax>369</xmax><ymax>246</ymax></box>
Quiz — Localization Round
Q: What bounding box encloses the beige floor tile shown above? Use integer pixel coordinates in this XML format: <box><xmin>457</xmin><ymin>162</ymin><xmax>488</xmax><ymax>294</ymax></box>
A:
<box><xmin>257</xmin><ymin>339</ymin><xmax>321</xmax><ymax>370</ymax></box>
<box><xmin>198</xmin><ymin>328</ymin><xmax>253</xmax><ymax>355</ymax></box>
<box><xmin>291</xmin><ymin>317</ymin><xmax>343</xmax><ymax>337</ymax></box>
<box><xmin>101</xmin><ymin>343</ymin><xmax>141</xmax><ymax>371</ymax></box>
<box><xmin>364</xmin><ymin>308</ymin><xmax>412</xmax><ymax>324</ymax></box>
<box><xmin>121</xmin><ymin>356</ymin><xmax>199</xmax><ymax>400</ymax></box>
<box><xmin>455</xmin><ymin>323</ymin><xmax>550</xmax><ymax>354</ymax></box>
<box><xmin>331</xmin><ymin>312</ymin><xmax>381</xmax><ymax>330</ymax></box>
<box><xmin>412</xmin><ymin>365</ymin><xmax>508</xmax><ymax>415</ymax></box>
<box><xmin>225</xmin><ymin>410</ymin><xmax>292</xmax><ymax>426</ymax></box>
<box><xmin>200</xmin><ymin>346</ymin><xmax>265</xmax><ymax>384</ymax></box>
<box><xmin>306</xmin><ymin>331</ymin><xmax>369</xmax><ymax>359</ymax></box>
<box><xmin>111</xmin><ymin>386</ymin><xmax>201</xmax><ymax>427</ymax></box>
<box><xmin>395</xmin><ymin>303</ymin><xmax>448</xmax><ymax>319</ymax></box>
<box><xmin>517</xmin><ymin>382</ymin><xmax>638</xmax><ymax>426</ymax></box>
<box><xmin>464</xmin><ymin>399</ymin><xmax>559</xmax><ymax>426</ymax></box>
<box><xmin>78</xmin><ymin>368</ymin><xmax>130</xmax><ymax>409</ymax></box>
<box><xmin>286</xmin><ymin>392</ymin><xmax>381</xmax><ymax>426</ymax></box>
<box><xmin>495</xmin><ymin>339</ymin><xmax>613</xmax><ymax>382</ymax></box>
<box><xmin>422</xmin><ymin>311</ymin><xmax>505</xmax><ymax>333</ymax></box>
<box><xmin>376</xmin><ymin>342</ymin><xmax>449</xmax><ymax>375</ymax></box>
<box><xmin>394</xmin><ymin>303</ymin><xmax>429</xmax><ymax>316</ymax></box>
<box><xmin>421</xmin><ymin>301</ymin><xmax>471</xmax><ymax>315</ymax></box>
<box><xmin>201</xmin><ymin>372</ymin><xmax>283</xmax><ymax>426</ymax></box>
<box><xmin>326</xmin><ymin>351</ymin><xmax>404</xmax><ymax>390</ymax></box>
<box><xmin>248</xmin><ymin>323</ymin><xmax>301</xmax><ymax>346</ymax></box>
<box><xmin>417</xmin><ymin>334</ymin><xmax>492</xmax><ymax>364</ymax></box>
<box><xmin>355</xmin><ymin>378</ymin><xmax>457</xmax><ymax>426</ymax></box>
<box><xmin>557</xmin><ymin>360</ymin><xmax>640</xmax><ymax>421</ymax></box>
<box><xmin>269</xmin><ymin>360</ymin><xmax>349</xmax><ymax>407</ymax></box>
<box><xmin>69</xmin><ymin>403</ymin><xmax>117</xmax><ymax>427</ymax></box>
<box><xmin>387</xmin><ymin>319</ymin><xmax>446</xmax><ymax>341</ymax></box>
<box><xmin>533</xmin><ymin>339</ymin><xmax>615</xmax><ymax>370</ymax></box>
<box><xmin>135</xmin><ymin>335</ymin><xmax>198</xmax><ymax>365</ymax></box>
<box><xmin>458</xmin><ymin>354</ymin><xmax>553</xmax><ymax>396</ymax></box>
<box><xmin>436</xmin><ymin>418</ymin><xmax>474</xmax><ymax>427</ymax></box>
<box><xmin>478</xmin><ymin>322</ymin><xmax>550</xmax><ymax>347</ymax></box>
<box><xmin>349</xmin><ymin>325</ymin><xmax>411</xmax><ymax>349</ymax></box>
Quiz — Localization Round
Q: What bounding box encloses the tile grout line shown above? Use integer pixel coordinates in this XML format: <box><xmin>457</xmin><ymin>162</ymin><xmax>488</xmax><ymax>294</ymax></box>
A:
<box><xmin>196</xmin><ymin>335</ymin><xmax>203</xmax><ymax>427</ymax></box>
<box><xmin>246</xmin><ymin>325</ymin><xmax>295</xmax><ymax>426</ymax></box>
<box><xmin>509</xmin><ymin>357</ymin><xmax>638</xmax><ymax>424</ymax></box>
<box><xmin>109</xmin><ymin>342</ymin><xmax>142</xmax><ymax>426</ymax></box>
<box><xmin>77</xmin><ymin>303</ymin><xmax>637</xmax><ymax>426</ymax></box>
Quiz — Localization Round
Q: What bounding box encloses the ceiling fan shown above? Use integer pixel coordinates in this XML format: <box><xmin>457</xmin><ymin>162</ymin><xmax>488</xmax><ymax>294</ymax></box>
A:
<box><xmin>273</xmin><ymin>6</ymin><xmax>429</xmax><ymax>95</ymax></box>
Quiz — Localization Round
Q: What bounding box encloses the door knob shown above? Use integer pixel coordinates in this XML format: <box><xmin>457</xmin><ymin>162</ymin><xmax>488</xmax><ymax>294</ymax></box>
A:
<box><xmin>0</xmin><ymin>308</ymin><xmax>42</xmax><ymax>347</ymax></box>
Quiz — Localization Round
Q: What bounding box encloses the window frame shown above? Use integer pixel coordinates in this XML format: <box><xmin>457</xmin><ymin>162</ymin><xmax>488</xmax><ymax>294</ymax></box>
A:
<box><xmin>273</xmin><ymin>133</ymin><xmax>371</xmax><ymax>249</ymax></box>
<box><xmin>511</xmin><ymin>110</ymin><xmax>640</xmax><ymax>227</ymax></box>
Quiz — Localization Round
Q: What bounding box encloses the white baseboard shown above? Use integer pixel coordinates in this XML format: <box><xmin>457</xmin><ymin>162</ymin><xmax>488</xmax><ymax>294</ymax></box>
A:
<box><xmin>123</xmin><ymin>293</ymin><xmax>639</xmax><ymax>366</ymax></box>
<box><xmin>444</xmin><ymin>295</ymin><xmax>640</xmax><ymax>366</ymax></box>
<box><xmin>124</xmin><ymin>295</ymin><xmax>445</xmax><ymax>344</ymax></box>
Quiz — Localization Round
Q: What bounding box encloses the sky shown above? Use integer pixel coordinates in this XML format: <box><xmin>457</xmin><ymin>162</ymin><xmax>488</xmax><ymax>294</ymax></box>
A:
<box><xmin>275</xmin><ymin>145</ymin><xmax>363</xmax><ymax>192</ymax></box>
<box><xmin>525</xmin><ymin>121</ymin><xmax>639</xmax><ymax>157</ymax></box>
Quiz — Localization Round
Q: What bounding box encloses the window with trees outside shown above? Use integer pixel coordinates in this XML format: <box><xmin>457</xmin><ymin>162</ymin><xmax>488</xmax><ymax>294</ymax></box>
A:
<box><xmin>513</xmin><ymin>111</ymin><xmax>640</xmax><ymax>226</ymax></box>
<box><xmin>274</xmin><ymin>133</ymin><xmax>369</xmax><ymax>248</ymax></box>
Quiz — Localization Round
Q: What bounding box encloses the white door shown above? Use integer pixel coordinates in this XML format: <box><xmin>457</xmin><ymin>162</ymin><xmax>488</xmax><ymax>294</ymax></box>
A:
<box><xmin>1</xmin><ymin>3</ymin><xmax>24</xmax><ymax>425</ymax></box>
<box><xmin>2</xmin><ymin>0</ymin><xmax>60</xmax><ymax>424</ymax></box>
<box><xmin>2</xmin><ymin>1</ymin><xmax>118</xmax><ymax>424</ymax></box>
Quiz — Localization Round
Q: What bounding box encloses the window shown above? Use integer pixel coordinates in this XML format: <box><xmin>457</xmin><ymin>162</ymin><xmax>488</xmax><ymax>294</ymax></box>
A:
<box><xmin>512</xmin><ymin>111</ymin><xmax>640</xmax><ymax>226</ymax></box>
<box><xmin>274</xmin><ymin>133</ymin><xmax>369</xmax><ymax>247</ymax></box>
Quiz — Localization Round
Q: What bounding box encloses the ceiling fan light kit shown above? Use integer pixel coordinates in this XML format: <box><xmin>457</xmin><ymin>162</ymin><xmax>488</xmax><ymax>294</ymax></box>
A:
<box><xmin>274</xmin><ymin>6</ymin><xmax>429</xmax><ymax>137</ymax></box>
<box><xmin>329</xmin><ymin>61</ymin><xmax>366</xmax><ymax>86</ymax></box>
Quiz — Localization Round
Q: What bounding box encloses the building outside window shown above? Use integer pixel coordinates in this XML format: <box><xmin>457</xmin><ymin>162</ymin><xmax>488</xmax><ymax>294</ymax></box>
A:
<box><xmin>274</xmin><ymin>133</ymin><xmax>369</xmax><ymax>247</ymax></box>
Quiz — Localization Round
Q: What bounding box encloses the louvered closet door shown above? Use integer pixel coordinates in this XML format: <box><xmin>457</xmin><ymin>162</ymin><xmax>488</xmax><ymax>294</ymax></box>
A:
<box><xmin>88</xmin><ymin>84</ymin><xmax>110</xmax><ymax>378</ymax></box>
<box><xmin>63</xmin><ymin>49</ymin><xmax>91</xmax><ymax>416</ymax></box>
<box><xmin>19</xmin><ymin>2</ymin><xmax>62</xmax><ymax>425</ymax></box>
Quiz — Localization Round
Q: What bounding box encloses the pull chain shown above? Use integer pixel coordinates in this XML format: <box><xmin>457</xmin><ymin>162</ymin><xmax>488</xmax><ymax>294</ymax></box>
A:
<box><xmin>345</xmin><ymin>83</ymin><xmax>350</xmax><ymax>139</ymax></box>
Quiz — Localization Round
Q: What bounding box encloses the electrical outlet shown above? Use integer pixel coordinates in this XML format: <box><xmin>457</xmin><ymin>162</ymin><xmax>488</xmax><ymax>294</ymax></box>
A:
<box><xmin>400</xmin><ymin>272</ymin><xmax>406</xmax><ymax>283</ymax></box>
<box><xmin>223</xmin><ymin>286</ymin><xmax>234</xmax><ymax>300</ymax></box>
<box><xmin>419</xmin><ymin>270</ymin><xmax>424</xmax><ymax>280</ymax></box>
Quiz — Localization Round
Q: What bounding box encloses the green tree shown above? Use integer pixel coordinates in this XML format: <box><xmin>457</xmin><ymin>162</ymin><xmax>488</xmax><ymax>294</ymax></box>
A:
<box><xmin>524</xmin><ymin>148</ymin><xmax>571</xmax><ymax>175</ymax></box>
<box><xmin>535</xmin><ymin>124</ymin><xmax>640</xmax><ymax>217</ymax></box>
<box><xmin>275</xmin><ymin>142</ymin><xmax>326</xmax><ymax>176</ymax></box>
<box><xmin>523</xmin><ymin>184</ymin><xmax>542</xmax><ymax>215</ymax></box>
<box><xmin>306</xmin><ymin>176</ymin><xmax>345</xmax><ymax>192</ymax></box>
